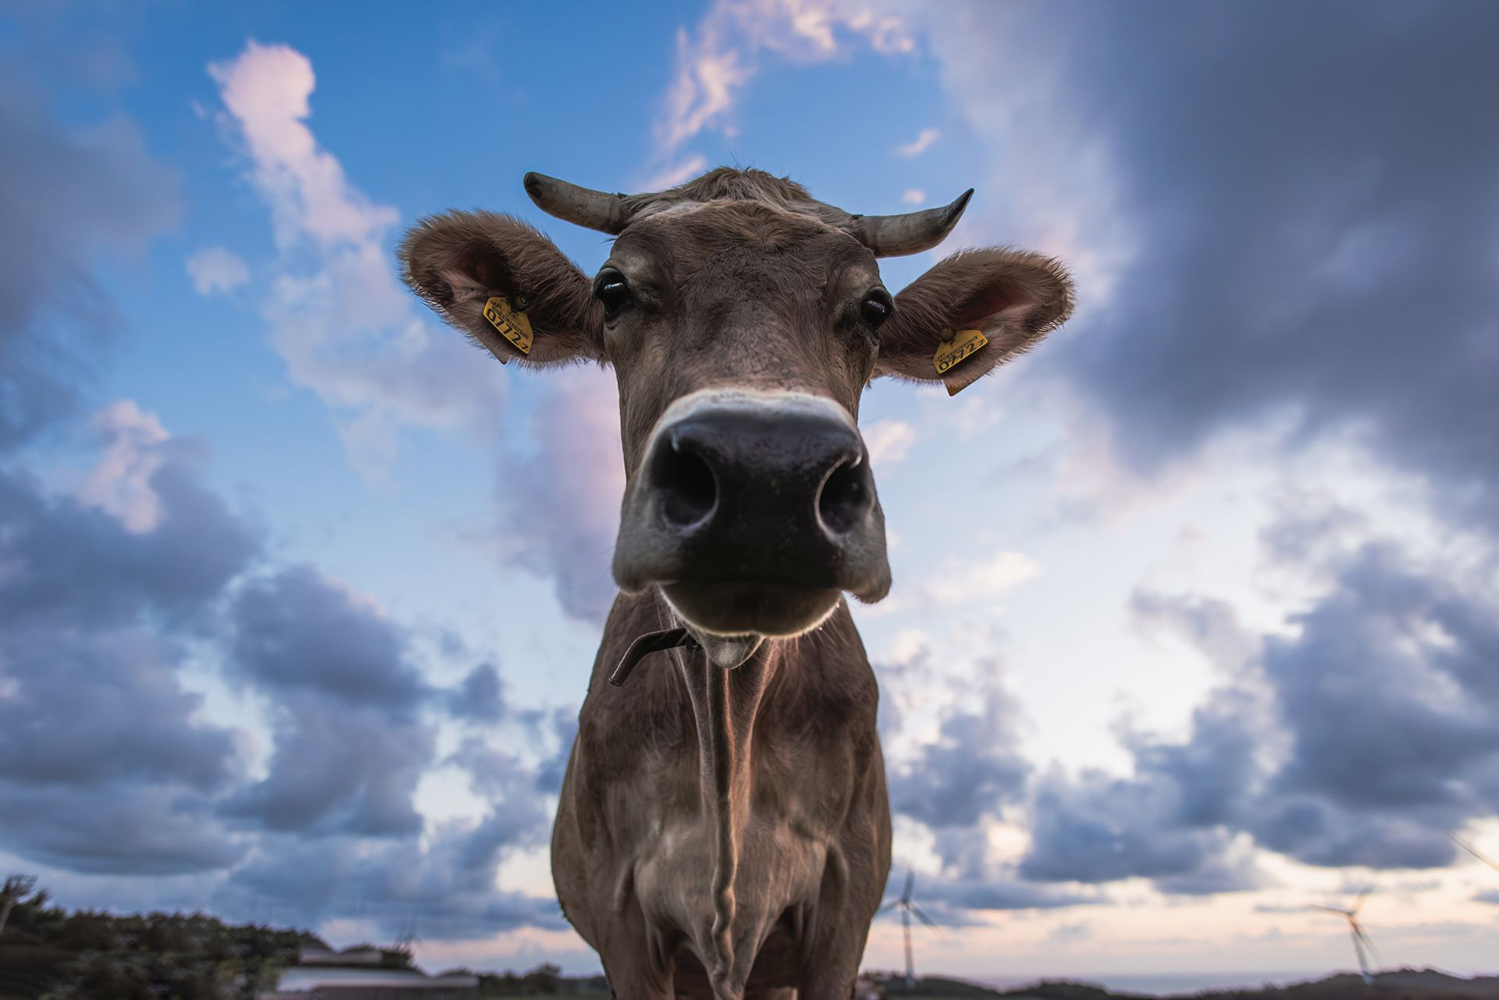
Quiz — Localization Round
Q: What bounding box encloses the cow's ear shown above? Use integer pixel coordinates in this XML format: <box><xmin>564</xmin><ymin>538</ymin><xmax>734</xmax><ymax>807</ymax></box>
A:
<box><xmin>399</xmin><ymin>210</ymin><xmax>604</xmax><ymax>366</ymax></box>
<box><xmin>874</xmin><ymin>247</ymin><xmax>1073</xmax><ymax>394</ymax></box>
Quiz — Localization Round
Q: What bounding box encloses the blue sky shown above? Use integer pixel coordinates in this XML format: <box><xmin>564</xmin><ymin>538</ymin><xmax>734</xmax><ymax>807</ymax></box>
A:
<box><xmin>2</xmin><ymin>0</ymin><xmax>1497</xmax><ymax>986</ymax></box>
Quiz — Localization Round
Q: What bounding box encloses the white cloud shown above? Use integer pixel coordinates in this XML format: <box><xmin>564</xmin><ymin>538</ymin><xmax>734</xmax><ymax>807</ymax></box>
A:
<box><xmin>500</xmin><ymin>366</ymin><xmax>626</xmax><ymax>624</ymax></box>
<box><xmin>184</xmin><ymin>246</ymin><xmax>249</xmax><ymax>295</ymax></box>
<box><xmin>900</xmin><ymin>188</ymin><xmax>926</xmax><ymax>205</ymax></box>
<box><xmin>209</xmin><ymin>43</ymin><xmax>395</xmax><ymax>249</ymax></box>
<box><xmin>864</xmin><ymin>417</ymin><xmax>917</xmax><ymax>464</ymax></box>
<box><xmin>641</xmin><ymin>153</ymin><xmax>709</xmax><ymax>192</ymax></box>
<box><xmin>209</xmin><ymin>41</ymin><xmax>502</xmax><ymax>475</ymax></box>
<box><xmin>661</xmin><ymin>26</ymin><xmax>753</xmax><ymax>151</ymax></box>
<box><xmin>895</xmin><ymin>126</ymin><xmax>940</xmax><ymax>157</ymax></box>
<box><xmin>905</xmin><ymin>5</ymin><xmax>1132</xmax><ymax>307</ymax></box>
<box><xmin>924</xmin><ymin>549</ymin><xmax>1039</xmax><ymax>604</ymax></box>
<box><xmin>77</xmin><ymin>400</ymin><xmax>169</xmax><ymax>533</ymax></box>
<box><xmin>658</xmin><ymin>0</ymin><xmax>915</xmax><ymax>154</ymax></box>
<box><xmin>864</xmin><ymin>548</ymin><xmax>1040</xmax><ymax>620</ymax></box>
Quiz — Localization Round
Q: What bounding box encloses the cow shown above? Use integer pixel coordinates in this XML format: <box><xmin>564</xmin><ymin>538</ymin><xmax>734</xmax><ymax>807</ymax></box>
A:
<box><xmin>399</xmin><ymin>167</ymin><xmax>1073</xmax><ymax>1000</ymax></box>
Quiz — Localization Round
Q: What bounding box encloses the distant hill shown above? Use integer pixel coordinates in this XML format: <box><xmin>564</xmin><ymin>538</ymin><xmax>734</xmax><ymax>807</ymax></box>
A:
<box><xmin>988</xmin><ymin>969</ymin><xmax>1499</xmax><ymax>1000</ymax></box>
<box><xmin>874</xmin><ymin>970</ymin><xmax>1499</xmax><ymax>1000</ymax></box>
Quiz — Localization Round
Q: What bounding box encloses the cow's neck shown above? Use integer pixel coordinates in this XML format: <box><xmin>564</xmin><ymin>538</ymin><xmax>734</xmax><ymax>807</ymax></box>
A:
<box><xmin>676</xmin><ymin>630</ymin><xmax>782</xmax><ymax>995</ymax></box>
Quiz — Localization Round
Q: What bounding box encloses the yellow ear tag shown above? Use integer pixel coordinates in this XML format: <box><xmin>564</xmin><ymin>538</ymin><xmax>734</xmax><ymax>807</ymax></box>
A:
<box><xmin>482</xmin><ymin>296</ymin><xmax>533</xmax><ymax>357</ymax></box>
<box><xmin>933</xmin><ymin>328</ymin><xmax>987</xmax><ymax>375</ymax></box>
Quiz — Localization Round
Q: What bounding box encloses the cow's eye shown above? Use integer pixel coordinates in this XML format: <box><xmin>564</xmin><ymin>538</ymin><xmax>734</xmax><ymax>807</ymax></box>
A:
<box><xmin>860</xmin><ymin>290</ymin><xmax>894</xmax><ymax>328</ymax></box>
<box><xmin>595</xmin><ymin>269</ymin><xmax>633</xmax><ymax>319</ymax></box>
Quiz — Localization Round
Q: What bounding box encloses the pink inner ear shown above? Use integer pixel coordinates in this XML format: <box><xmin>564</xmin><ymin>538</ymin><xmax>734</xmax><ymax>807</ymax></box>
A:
<box><xmin>958</xmin><ymin>274</ymin><xmax>1042</xmax><ymax>329</ymax></box>
<box><xmin>975</xmin><ymin>300</ymin><xmax>1040</xmax><ymax>340</ymax></box>
<box><xmin>441</xmin><ymin>268</ymin><xmax>489</xmax><ymax>305</ymax></box>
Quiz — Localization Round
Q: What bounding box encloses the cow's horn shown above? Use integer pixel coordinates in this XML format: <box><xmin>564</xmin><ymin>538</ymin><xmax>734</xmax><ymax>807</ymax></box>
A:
<box><xmin>523</xmin><ymin>172</ymin><xmax>631</xmax><ymax>234</ymax></box>
<box><xmin>852</xmin><ymin>188</ymin><xmax>974</xmax><ymax>257</ymax></box>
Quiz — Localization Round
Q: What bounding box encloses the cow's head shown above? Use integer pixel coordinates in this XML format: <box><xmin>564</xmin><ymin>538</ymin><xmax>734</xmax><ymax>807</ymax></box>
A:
<box><xmin>400</xmin><ymin>168</ymin><xmax>1071</xmax><ymax>655</ymax></box>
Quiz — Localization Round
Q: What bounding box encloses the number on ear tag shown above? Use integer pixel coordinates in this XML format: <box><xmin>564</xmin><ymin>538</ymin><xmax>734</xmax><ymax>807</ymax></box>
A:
<box><xmin>482</xmin><ymin>296</ymin><xmax>533</xmax><ymax>357</ymax></box>
<box><xmin>933</xmin><ymin>328</ymin><xmax>987</xmax><ymax>375</ymax></box>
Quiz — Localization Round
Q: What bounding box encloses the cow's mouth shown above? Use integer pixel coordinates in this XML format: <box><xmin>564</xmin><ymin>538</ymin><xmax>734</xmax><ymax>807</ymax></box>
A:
<box><xmin>659</xmin><ymin>579</ymin><xmax>844</xmax><ymax>638</ymax></box>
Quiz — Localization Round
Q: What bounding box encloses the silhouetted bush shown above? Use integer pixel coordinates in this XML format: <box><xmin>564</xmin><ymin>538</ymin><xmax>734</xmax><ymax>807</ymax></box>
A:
<box><xmin>0</xmin><ymin>875</ymin><xmax>322</xmax><ymax>1000</ymax></box>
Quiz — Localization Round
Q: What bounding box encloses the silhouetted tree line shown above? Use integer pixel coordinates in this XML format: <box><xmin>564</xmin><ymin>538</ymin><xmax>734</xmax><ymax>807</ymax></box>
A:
<box><xmin>477</xmin><ymin>963</ymin><xmax>561</xmax><ymax>994</ymax></box>
<box><xmin>1</xmin><ymin>876</ymin><xmax>613</xmax><ymax>1000</ymax></box>
<box><xmin>0</xmin><ymin>874</ymin><xmax>321</xmax><ymax>999</ymax></box>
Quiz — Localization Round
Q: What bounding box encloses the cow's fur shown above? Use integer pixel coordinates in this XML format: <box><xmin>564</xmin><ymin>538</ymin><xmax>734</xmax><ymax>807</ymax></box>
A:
<box><xmin>552</xmin><ymin>593</ymin><xmax>886</xmax><ymax>998</ymax></box>
<box><xmin>398</xmin><ymin>168</ymin><xmax>1074</xmax><ymax>999</ymax></box>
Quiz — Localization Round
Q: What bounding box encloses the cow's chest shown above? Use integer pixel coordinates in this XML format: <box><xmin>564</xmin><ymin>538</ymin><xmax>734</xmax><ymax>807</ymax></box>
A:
<box><xmin>633</xmin><ymin>736</ymin><xmax>850</xmax><ymax>982</ymax></box>
<box><xmin>593</xmin><ymin>719</ymin><xmax>859</xmax><ymax>975</ymax></box>
<box><xmin>635</xmin><ymin>808</ymin><xmax>828</xmax><ymax>935</ymax></box>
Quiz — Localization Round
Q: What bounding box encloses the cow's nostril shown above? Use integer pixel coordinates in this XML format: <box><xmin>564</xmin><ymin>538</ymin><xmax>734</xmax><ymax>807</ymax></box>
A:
<box><xmin>655</xmin><ymin>434</ymin><xmax>718</xmax><ymax>528</ymax></box>
<box><xmin>817</xmin><ymin>457</ymin><xmax>871</xmax><ymax>536</ymax></box>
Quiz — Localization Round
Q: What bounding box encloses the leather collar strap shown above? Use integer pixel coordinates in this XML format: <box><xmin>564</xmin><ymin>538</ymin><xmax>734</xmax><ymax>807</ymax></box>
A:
<box><xmin>609</xmin><ymin>627</ymin><xmax>701</xmax><ymax>687</ymax></box>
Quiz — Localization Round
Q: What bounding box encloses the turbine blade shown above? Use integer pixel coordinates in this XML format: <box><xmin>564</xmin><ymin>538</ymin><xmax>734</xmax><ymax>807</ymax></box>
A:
<box><xmin>1352</xmin><ymin>931</ymin><xmax>1372</xmax><ymax>977</ymax></box>
<box><xmin>1453</xmin><ymin>836</ymin><xmax>1499</xmax><ymax>873</ymax></box>
<box><xmin>903</xmin><ymin>870</ymin><xmax>915</xmax><ymax>903</ymax></box>
<box><xmin>1354</xmin><ymin>923</ymin><xmax>1381</xmax><ymax>969</ymax></box>
<box><xmin>879</xmin><ymin>899</ymin><xmax>899</xmax><ymax>914</ymax></box>
<box><xmin>909</xmin><ymin>904</ymin><xmax>946</xmax><ymax>939</ymax></box>
<box><xmin>1351</xmin><ymin>887</ymin><xmax>1372</xmax><ymax>915</ymax></box>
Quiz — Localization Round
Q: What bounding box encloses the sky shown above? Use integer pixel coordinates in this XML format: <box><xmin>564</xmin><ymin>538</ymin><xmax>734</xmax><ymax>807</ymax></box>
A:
<box><xmin>1</xmin><ymin>0</ymin><xmax>1497</xmax><ymax>988</ymax></box>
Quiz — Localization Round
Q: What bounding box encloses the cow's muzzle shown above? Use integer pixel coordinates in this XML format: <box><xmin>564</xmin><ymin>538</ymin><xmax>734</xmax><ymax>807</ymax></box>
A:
<box><xmin>613</xmin><ymin>390</ymin><xmax>891</xmax><ymax>636</ymax></box>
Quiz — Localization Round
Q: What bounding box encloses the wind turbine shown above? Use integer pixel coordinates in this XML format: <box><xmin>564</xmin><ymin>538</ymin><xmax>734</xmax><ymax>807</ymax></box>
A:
<box><xmin>1316</xmin><ymin>889</ymin><xmax>1377</xmax><ymax>986</ymax></box>
<box><xmin>879</xmin><ymin>870</ymin><xmax>939</xmax><ymax>987</ymax></box>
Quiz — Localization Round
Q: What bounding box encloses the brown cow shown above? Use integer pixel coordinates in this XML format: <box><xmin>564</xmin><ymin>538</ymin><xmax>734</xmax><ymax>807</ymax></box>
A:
<box><xmin>399</xmin><ymin>168</ymin><xmax>1072</xmax><ymax>1000</ymax></box>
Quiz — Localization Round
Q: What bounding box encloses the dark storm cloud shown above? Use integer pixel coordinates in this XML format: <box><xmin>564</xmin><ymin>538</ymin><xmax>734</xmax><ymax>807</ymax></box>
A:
<box><xmin>898</xmin><ymin>2</ymin><xmax>1499</xmax><ymax>899</ymax></box>
<box><xmin>444</xmin><ymin>663</ymin><xmax>507</xmax><ymax>723</ymax></box>
<box><xmin>1020</xmin><ymin>767</ymin><xmax>1255</xmax><ymax>888</ymax></box>
<box><xmin>0</xmin><ymin>783</ymin><xmax>244</xmax><ymax>876</ymax></box>
<box><xmin>0</xmin><ymin>458</ymin><xmax>256</xmax><ymax>626</ymax></box>
<box><xmin>0</xmin><ymin>450</ymin><xmax>561</xmax><ymax>914</ymax></box>
<box><xmin>446</xmin><ymin>737</ymin><xmax>553</xmax><ymax>852</ymax></box>
<box><xmin>0</xmin><ymin>455</ymin><xmax>253</xmax><ymax>874</ymax></box>
<box><xmin>0</xmin><ymin>425</ymin><xmax>559</xmax><ymax>927</ymax></box>
<box><xmin>222</xmin><ymin>694</ymin><xmax>435</xmax><ymax>838</ymax></box>
<box><xmin>0</xmin><ymin>459</ymin><xmax>250</xmax><ymax>792</ymax></box>
<box><xmin>225</xmin><ymin>835</ymin><xmax>565</xmax><ymax>940</ymax></box>
<box><xmin>220</xmin><ymin>736</ymin><xmax>562</xmax><ymax>939</ymax></box>
<box><xmin>1152</xmin><ymin>854</ymin><xmax>1265</xmax><ymax>897</ymax></box>
<box><xmin>1043</xmin><ymin>2</ymin><xmax>1499</xmax><ymax>520</ymax></box>
<box><xmin>888</xmin><ymin>689</ymin><xmax>1031</xmax><ymax>830</ymax></box>
<box><xmin>0</xmin><ymin>76</ymin><xmax>177</xmax><ymax>448</ymax></box>
<box><xmin>224</xmin><ymin>569</ymin><xmax>444</xmax><ymax>837</ymax></box>
<box><xmin>0</xmin><ymin>628</ymin><xmax>237</xmax><ymax>791</ymax></box>
<box><xmin>1245</xmin><ymin>541</ymin><xmax>1499</xmax><ymax>869</ymax></box>
<box><xmin>919</xmin><ymin>875</ymin><xmax>1096</xmax><ymax>915</ymax></box>
<box><xmin>876</xmin><ymin>652</ymin><xmax>1082</xmax><ymax>910</ymax></box>
<box><xmin>231</xmin><ymin>567</ymin><xmax>432</xmax><ymax>712</ymax></box>
<box><xmin>1020</xmin><ymin>534</ymin><xmax>1499</xmax><ymax>886</ymax></box>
